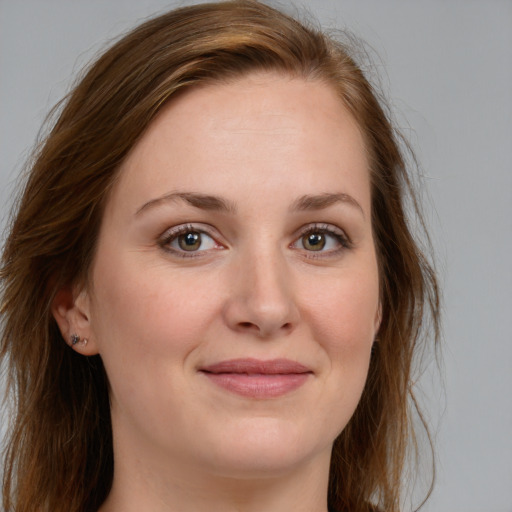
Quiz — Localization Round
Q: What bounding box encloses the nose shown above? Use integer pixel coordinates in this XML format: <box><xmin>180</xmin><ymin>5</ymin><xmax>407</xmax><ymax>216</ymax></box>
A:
<box><xmin>222</xmin><ymin>247</ymin><xmax>300</xmax><ymax>338</ymax></box>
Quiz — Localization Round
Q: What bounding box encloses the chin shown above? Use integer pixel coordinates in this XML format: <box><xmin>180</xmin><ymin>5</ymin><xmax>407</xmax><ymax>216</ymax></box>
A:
<box><xmin>195</xmin><ymin>416</ymin><xmax>333</xmax><ymax>479</ymax></box>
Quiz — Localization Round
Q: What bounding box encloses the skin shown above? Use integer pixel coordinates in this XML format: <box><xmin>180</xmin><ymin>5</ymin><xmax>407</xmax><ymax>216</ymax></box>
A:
<box><xmin>54</xmin><ymin>72</ymin><xmax>381</xmax><ymax>512</ymax></box>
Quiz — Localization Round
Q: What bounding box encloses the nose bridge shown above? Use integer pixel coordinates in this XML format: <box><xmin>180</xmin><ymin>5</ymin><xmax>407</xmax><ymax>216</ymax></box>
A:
<box><xmin>224</xmin><ymin>239</ymin><xmax>299</xmax><ymax>337</ymax></box>
<box><xmin>248</xmin><ymin>244</ymin><xmax>290</xmax><ymax>309</ymax></box>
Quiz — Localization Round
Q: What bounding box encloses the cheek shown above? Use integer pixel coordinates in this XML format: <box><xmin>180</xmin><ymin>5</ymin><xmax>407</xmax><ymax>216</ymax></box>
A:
<box><xmin>307</xmin><ymin>272</ymin><xmax>379</xmax><ymax>353</ymax></box>
<box><xmin>290</xmin><ymin>264</ymin><xmax>379</xmax><ymax>440</ymax></box>
<box><xmin>89</xmin><ymin>252</ymin><xmax>221</xmax><ymax>365</ymax></box>
<box><xmin>301</xmin><ymin>261</ymin><xmax>379</xmax><ymax>411</ymax></box>
<box><xmin>88</xmin><ymin>257</ymin><xmax>220</xmax><ymax>421</ymax></box>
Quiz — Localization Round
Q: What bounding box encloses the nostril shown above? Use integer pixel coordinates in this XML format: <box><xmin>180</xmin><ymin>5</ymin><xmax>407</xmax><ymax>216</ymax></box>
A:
<box><xmin>238</xmin><ymin>321</ymin><xmax>292</xmax><ymax>332</ymax></box>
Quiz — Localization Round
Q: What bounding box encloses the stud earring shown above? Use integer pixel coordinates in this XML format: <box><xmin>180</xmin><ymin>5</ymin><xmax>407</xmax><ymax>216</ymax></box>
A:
<box><xmin>70</xmin><ymin>334</ymin><xmax>88</xmax><ymax>347</ymax></box>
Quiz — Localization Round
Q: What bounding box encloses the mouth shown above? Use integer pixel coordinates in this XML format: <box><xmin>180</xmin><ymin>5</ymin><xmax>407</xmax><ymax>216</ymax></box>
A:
<box><xmin>199</xmin><ymin>358</ymin><xmax>313</xmax><ymax>398</ymax></box>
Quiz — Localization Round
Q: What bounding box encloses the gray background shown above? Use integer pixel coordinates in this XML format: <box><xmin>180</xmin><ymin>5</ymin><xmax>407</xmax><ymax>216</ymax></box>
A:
<box><xmin>1</xmin><ymin>1</ymin><xmax>511</xmax><ymax>511</ymax></box>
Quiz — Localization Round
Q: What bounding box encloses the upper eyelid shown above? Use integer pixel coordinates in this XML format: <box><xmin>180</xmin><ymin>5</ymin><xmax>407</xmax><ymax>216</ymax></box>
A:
<box><xmin>291</xmin><ymin>223</ymin><xmax>353</xmax><ymax>253</ymax></box>
<box><xmin>160</xmin><ymin>223</ymin><xmax>219</xmax><ymax>239</ymax></box>
<box><xmin>158</xmin><ymin>223</ymin><xmax>221</xmax><ymax>248</ymax></box>
<box><xmin>297</xmin><ymin>222</ymin><xmax>343</xmax><ymax>233</ymax></box>
<box><xmin>157</xmin><ymin>222</ymin><xmax>351</xmax><ymax>249</ymax></box>
<box><xmin>158</xmin><ymin>224</ymin><xmax>224</xmax><ymax>258</ymax></box>
<box><xmin>294</xmin><ymin>223</ymin><xmax>350</xmax><ymax>240</ymax></box>
<box><xmin>159</xmin><ymin>221</ymin><xmax>347</xmax><ymax>235</ymax></box>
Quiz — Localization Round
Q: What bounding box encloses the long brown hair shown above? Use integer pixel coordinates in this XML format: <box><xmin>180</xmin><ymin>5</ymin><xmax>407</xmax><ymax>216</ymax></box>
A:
<box><xmin>0</xmin><ymin>1</ymin><xmax>440</xmax><ymax>511</ymax></box>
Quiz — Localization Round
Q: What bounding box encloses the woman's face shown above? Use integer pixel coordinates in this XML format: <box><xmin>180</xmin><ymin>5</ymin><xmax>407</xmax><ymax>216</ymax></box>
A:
<box><xmin>73</xmin><ymin>72</ymin><xmax>380</xmax><ymax>479</ymax></box>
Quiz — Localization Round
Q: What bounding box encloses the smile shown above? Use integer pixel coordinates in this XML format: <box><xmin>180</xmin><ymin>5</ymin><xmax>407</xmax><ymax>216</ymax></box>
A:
<box><xmin>199</xmin><ymin>358</ymin><xmax>313</xmax><ymax>398</ymax></box>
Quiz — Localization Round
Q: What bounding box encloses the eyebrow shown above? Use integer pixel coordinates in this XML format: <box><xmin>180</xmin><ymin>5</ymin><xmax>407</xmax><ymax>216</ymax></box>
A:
<box><xmin>136</xmin><ymin>192</ymin><xmax>237</xmax><ymax>216</ymax></box>
<box><xmin>291</xmin><ymin>193</ymin><xmax>365</xmax><ymax>218</ymax></box>
<box><xmin>136</xmin><ymin>191</ymin><xmax>364</xmax><ymax>218</ymax></box>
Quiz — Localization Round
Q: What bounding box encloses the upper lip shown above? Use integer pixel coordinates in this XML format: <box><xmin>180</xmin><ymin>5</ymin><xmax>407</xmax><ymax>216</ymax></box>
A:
<box><xmin>199</xmin><ymin>358</ymin><xmax>312</xmax><ymax>375</ymax></box>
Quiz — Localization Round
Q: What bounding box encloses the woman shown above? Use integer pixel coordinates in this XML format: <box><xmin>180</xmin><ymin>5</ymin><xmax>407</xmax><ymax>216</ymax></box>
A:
<box><xmin>0</xmin><ymin>1</ymin><xmax>439</xmax><ymax>511</ymax></box>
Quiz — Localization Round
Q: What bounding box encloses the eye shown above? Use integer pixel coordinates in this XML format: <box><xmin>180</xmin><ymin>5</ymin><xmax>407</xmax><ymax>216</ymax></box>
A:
<box><xmin>291</xmin><ymin>224</ymin><xmax>350</xmax><ymax>255</ymax></box>
<box><xmin>301</xmin><ymin>232</ymin><xmax>329</xmax><ymax>251</ymax></box>
<box><xmin>173</xmin><ymin>231</ymin><xmax>210</xmax><ymax>252</ymax></box>
<box><xmin>159</xmin><ymin>224</ymin><xmax>221</xmax><ymax>256</ymax></box>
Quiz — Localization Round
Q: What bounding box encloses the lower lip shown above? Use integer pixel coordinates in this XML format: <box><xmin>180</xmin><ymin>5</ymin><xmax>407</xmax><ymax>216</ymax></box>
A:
<box><xmin>201</xmin><ymin>372</ymin><xmax>310</xmax><ymax>398</ymax></box>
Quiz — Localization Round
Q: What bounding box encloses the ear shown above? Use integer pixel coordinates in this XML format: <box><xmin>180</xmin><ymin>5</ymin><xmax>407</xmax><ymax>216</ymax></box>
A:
<box><xmin>51</xmin><ymin>285</ymin><xmax>99</xmax><ymax>355</ymax></box>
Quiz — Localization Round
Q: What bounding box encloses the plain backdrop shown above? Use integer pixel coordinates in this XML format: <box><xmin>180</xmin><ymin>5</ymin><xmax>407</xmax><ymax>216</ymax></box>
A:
<box><xmin>1</xmin><ymin>1</ymin><xmax>511</xmax><ymax>511</ymax></box>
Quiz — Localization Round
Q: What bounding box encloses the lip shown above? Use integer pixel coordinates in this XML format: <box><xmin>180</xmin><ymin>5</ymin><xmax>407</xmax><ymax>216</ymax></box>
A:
<box><xmin>199</xmin><ymin>358</ymin><xmax>312</xmax><ymax>398</ymax></box>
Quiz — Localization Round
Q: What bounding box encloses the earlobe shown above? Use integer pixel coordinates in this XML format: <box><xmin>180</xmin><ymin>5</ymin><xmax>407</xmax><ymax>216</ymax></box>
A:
<box><xmin>51</xmin><ymin>286</ymin><xmax>99</xmax><ymax>355</ymax></box>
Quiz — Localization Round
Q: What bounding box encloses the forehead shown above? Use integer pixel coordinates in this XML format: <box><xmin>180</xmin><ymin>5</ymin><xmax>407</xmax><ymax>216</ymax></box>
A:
<box><xmin>109</xmin><ymin>72</ymin><xmax>370</xmax><ymax>215</ymax></box>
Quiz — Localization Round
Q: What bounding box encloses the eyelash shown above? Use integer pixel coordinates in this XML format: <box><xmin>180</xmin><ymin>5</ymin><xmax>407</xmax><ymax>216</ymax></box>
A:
<box><xmin>292</xmin><ymin>223</ymin><xmax>352</xmax><ymax>258</ymax></box>
<box><xmin>158</xmin><ymin>224</ymin><xmax>222</xmax><ymax>259</ymax></box>
<box><xmin>158</xmin><ymin>223</ymin><xmax>352</xmax><ymax>259</ymax></box>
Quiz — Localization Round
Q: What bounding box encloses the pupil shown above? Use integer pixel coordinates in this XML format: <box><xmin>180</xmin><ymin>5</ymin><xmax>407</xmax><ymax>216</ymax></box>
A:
<box><xmin>179</xmin><ymin>232</ymin><xmax>201</xmax><ymax>251</ymax></box>
<box><xmin>305</xmin><ymin>233</ymin><xmax>325</xmax><ymax>251</ymax></box>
